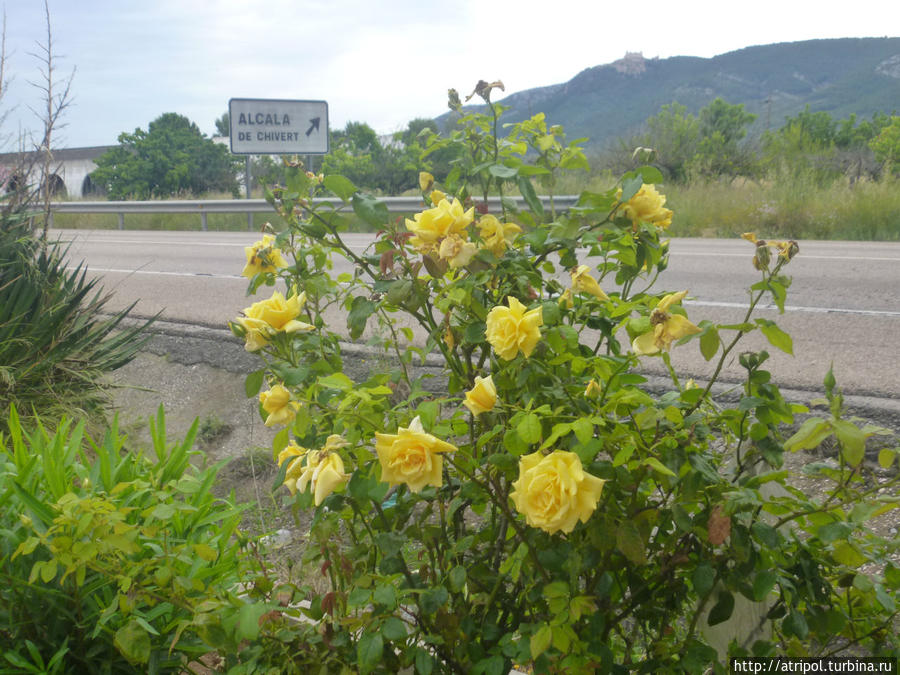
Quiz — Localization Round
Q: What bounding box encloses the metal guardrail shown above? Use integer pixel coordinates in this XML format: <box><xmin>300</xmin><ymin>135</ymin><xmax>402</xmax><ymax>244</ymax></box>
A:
<box><xmin>49</xmin><ymin>195</ymin><xmax>580</xmax><ymax>231</ymax></box>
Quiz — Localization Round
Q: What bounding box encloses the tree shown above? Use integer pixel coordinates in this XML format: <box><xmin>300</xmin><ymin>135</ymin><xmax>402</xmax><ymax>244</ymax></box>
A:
<box><xmin>214</xmin><ymin>111</ymin><xmax>230</xmax><ymax>137</ymax></box>
<box><xmin>693</xmin><ymin>98</ymin><xmax>757</xmax><ymax>176</ymax></box>
<box><xmin>869</xmin><ymin>115</ymin><xmax>900</xmax><ymax>171</ymax></box>
<box><xmin>91</xmin><ymin>113</ymin><xmax>241</xmax><ymax>199</ymax></box>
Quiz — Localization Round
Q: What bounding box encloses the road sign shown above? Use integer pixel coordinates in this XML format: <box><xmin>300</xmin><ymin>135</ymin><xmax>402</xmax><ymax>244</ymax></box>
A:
<box><xmin>228</xmin><ymin>98</ymin><xmax>329</xmax><ymax>155</ymax></box>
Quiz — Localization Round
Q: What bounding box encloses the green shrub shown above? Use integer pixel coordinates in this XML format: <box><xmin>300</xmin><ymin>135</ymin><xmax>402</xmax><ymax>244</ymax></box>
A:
<box><xmin>0</xmin><ymin>201</ymin><xmax>152</xmax><ymax>431</ymax></box>
<box><xmin>0</xmin><ymin>406</ymin><xmax>257</xmax><ymax>672</ymax></box>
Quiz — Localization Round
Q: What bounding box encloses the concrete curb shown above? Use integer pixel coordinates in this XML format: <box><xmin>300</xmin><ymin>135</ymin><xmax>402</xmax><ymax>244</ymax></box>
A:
<box><xmin>122</xmin><ymin>316</ymin><xmax>900</xmax><ymax>431</ymax></box>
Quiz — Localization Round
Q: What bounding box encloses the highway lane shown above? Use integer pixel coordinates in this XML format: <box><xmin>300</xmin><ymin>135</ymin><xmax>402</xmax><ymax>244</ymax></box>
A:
<box><xmin>54</xmin><ymin>229</ymin><xmax>900</xmax><ymax>399</ymax></box>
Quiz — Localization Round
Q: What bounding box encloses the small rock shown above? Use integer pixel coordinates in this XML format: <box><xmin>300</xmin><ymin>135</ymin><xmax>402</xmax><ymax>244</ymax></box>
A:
<box><xmin>260</xmin><ymin>528</ymin><xmax>294</xmax><ymax>549</ymax></box>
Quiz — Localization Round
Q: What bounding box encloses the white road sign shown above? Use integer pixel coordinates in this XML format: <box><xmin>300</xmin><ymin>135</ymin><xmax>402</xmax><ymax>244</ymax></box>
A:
<box><xmin>228</xmin><ymin>98</ymin><xmax>329</xmax><ymax>155</ymax></box>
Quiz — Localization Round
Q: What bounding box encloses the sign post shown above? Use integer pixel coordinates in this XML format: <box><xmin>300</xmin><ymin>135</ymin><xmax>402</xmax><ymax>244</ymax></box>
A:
<box><xmin>228</xmin><ymin>98</ymin><xmax>329</xmax><ymax>228</ymax></box>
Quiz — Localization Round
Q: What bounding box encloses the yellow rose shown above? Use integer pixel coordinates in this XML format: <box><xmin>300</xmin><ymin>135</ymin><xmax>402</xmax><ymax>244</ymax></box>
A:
<box><xmin>298</xmin><ymin>452</ymin><xmax>347</xmax><ymax>506</ymax></box>
<box><xmin>241</xmin><ymin>233</ymin><xmax>288</xmax><ymax>278</ymax></box>
<box><xmin>437</xmin><ymin>233</ymin><xmax>478</xmax><ymax>268</ymax></box>
<box><xmin>463</xmin><ymin>375</ymin><xmax>497</xmax><ymax>416</ymax></box>
<box><xmin>405</xmin><ymin>197</ymin><xmax>474</xmax><ymax>253</ymax></box>
<box><xmin>510</xmin><ymin>450</ymin><xmax>606</xmax><ymax>534</ymax></box>
<box><xmin>570</xmin><ymin>265</ymin><xmax>609</xmax><ymax>301</ymax></box>
<box><xmin>477</xmin><ymin>214</ymin><xmax>521</xmax><ymax>256</ymax></box>
<box><xmin>259</xmin><ymin>384</ymin><xmax>300</xmax><ymax>427</ymax></box>
<box><xmin>375</xmin><ymin>416</ymin><xmax>457</xmax><ymax>493</ymax></box>
<box><xmin>485</xmin><ymin>296</ymin><xmax>543</xmax><ymax>361</ymax></box>
<box><xmin>418</xmin><ymin>171</ymin><xmax>434</xmax><ymax>192</ymax></box>
<box><xmin>617</xmin><ymin>184</ymin><xmax>673</xmax><ymax>230</ymax></box>
<box><xmin>632</xmin><ymin>290</ymin><xmax>701</xmax><ymax>355</ymax></box>
<box><xmin>237</xmin><ymin>290</ymin><xmax>314</xmax><ymax>352</ymax></box>
<box><xmin>277</xmin><ymin>441</ymin><xmax>308</xmax><ymax>495</ymax></box>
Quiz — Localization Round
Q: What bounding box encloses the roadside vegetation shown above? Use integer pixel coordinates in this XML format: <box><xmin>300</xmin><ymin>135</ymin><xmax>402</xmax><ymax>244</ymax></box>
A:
<box><xmin>48</xmin><ymin>100</ymin><xmax>900</xmax><ymax>241</ymax></box>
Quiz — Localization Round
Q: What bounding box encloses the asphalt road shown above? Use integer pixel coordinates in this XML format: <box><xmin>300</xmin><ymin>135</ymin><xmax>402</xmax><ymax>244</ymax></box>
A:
<box><xmin>54</xmin><ymin>229</ymin><xmax>900</xmax><ymax>400</ymax></box>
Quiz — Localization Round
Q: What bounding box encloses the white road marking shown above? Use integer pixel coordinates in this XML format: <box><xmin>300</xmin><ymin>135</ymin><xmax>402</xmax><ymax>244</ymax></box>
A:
<box><xmin>675</xmin><ymin>252</ymin><xmax>900</xmax><ymax>262</ymax></box>
<box><xmin>686</xmin><ymin>299</ymin><xmax>900</xmax><ymax>318</ymax></box>
<box><xmin>68</xmin><ymin>266</ymin><xmax>242</xmax><ymax>280</ymax></box>
<box><xmin>71</xmin><ymin>266</ymin><xmax>900</xmax><ymax>318</ymax></box>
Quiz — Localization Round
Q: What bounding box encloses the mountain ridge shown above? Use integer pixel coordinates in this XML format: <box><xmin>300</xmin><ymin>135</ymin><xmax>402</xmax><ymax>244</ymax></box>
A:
<box><xmin>439</xmin><ymin>37</ymin><xmax>900</xmax><ymax>148</ymax></box>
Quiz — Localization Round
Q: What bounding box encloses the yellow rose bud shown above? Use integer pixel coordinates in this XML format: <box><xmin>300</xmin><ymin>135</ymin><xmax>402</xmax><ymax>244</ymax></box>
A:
<box><xmin>463</xmin><ymin>375</ymin><xmax>497</xmax><ymax>416</ymax></box>
<box><xmin>632</xmin><ymin>291</ymin><xmax>701</xmax><ymax>355</ymax></box>
<box><xmin>510</xmin><ymin>450</ymin><xmax>606</xmax><ymax>534</ymax></box>
<box><xmin>419</xmin><ymin>171</ymin><xmax>434</xmax><ymax>192</ymax></box>
<box><xmin>617</xmin><ymin>184</ymin><xmax>673</xmax><ymax>230</ymax></box>
<box><xmin>259</xmin><ymin>384</ymin><xmax>300</xmax><ymax>427</ymax></box>
<box><xmin>570</xmin><ymin>265</ymin><xmax>609</xmax><ymax>301</ymax></box>
<box><xmin>241</xmin><ymin>233</ymin><xmax>289</xmax><ymax>278</ymax></box>
<box><xmin>430</xmin><ymin>189</ymin><xmax>446</xmax><ymax>205</ymax></box>
<box><xmin>375</xmin><ymin>416</ymin><xmax>457</xmax><ymax>493</ymax></box>
<box><xmin>558</xmin><ymin>288</ymin><xmax>574</xmax><ymax>309</ymax></box>
<box><xmin>584</xmin><ymin>379</ymin><xmax>602</xmax><ymax>397</ymax></box>
<box><xmin>485</xmin><ymin>296</ymin><xmax>543</xmax><ymax>361</ymax></box>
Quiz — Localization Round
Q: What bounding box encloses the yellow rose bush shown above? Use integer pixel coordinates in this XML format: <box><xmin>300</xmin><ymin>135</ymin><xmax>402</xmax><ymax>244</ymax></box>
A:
<box><xmin>228</xmin><ymin>87</ymin><xmax>899</xmax><ymax>673</ymax></box>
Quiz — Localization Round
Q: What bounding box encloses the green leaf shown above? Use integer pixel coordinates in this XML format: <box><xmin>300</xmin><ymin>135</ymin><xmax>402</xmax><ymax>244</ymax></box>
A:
<box><xmin>516</xmin><ymin>413</ymin><xmax>542</xmax><ymax>445</ymax></box>
<box><xmin>616</xmin><ymin>520</ymin><xmax>646</xmax><ymax>565</ymax></box>
<box><xmin>237</xmin><ymin>602</ymin><xmax>267</xmax><ymax>641</ymax></box>
<box><xmin>877</xmin><ymin>448</ymin><xmax>896</xmax><ymax>469</ymax></box>
<box><xmin>373</xmin><ymin>584</ymin><xmax>397</xmax><ymax>609</ymax></box>
<box><xmin>517</xmin><ymin>175</ymin><xmax>544</xmax><ymax>221</ymax></box>
<box><xmin>324</xmin><ymin>174</ymin><xmax>357</xmax><ymax>202</ymax></box>
<box><xmin>699</xmin><ymin>326</ymin><xmax>720</xmax><ymax>361</ymax></box>
<box><xmin>488</xmin><ymin>163</ymin><xmax>518</xmax><ymax>179</ymax></box>
<box><xmin>706</xmin><ymin>591</ymin><xmax>735</xmax><ymax>626</ymax></box>
<box><xmin>752</xmin><ymin>570</ymin><xmax>778</xmax><ymax>601</ymax></box>
<box><xmin>619</xmin><ymin>174</ymin><xmax>643</xmax><ymax>203</ymax></box>
<box><xmin>381</xmin><ymin>617</ymin><xmax>408</xmax><ymax>642</ymax></box>
<box><xmin>114</xmin><ymin>620</ymin><xmax>151</xmax><ymax>665</ymax></box>
<box><xmin>643</xmin><ymin>457</ymin><xmax>676</xmax><ymax>477</ymax></box>
<box><xmin>572</xmin><ymin>418</ymin><xmax>594</xmax><ymax>445</ymax></box>
<box><xmin>755</xmin><ymin>318</ymin><xmax>793</xmax><ymax>355</ymax></box>
<box><xmin>244</xmin><ymin>369</ymin><xmax>264</xmax><ymax>398</ymax></box>
<box><xmin>636</xmin><ymin>165</ymin><xmax>664</xmax><ymax>184</ymax></box>
<box><xmin>352</xmin><ymin>193</ymin><xmax>389</xmax><ymax>229</ymax></box>
<box><xmin>692</xmin><ymin>564</ymin><xmax>715</xmax><ymax>596</ymax></box>
<box><xmin>817</xmin><ymin>521</ymin><xmax>852</xmax><ymax>544</ymax></box>
<box><xmin>783</xmin><ymin>610</ymin><xmax>809</xmax><ymax>639</ymax></box>
<box><xmin>784</xmin><ymin>418</ymin><xmax>832</xmax><ymax>452</ymax></box>
<box><xmin>530</xmin><ymin>623</ymin><xmax>553</xmax><ymax>659</ymax></box>
<box><xmin>419</xmin><ymin>587</ymin><xmax>448</xmax><ymax>614</ymax></box>
<box><xmin>347</xmin><ymin>296</ymin><xmax>377</xmax><ymax>340</ymax></box>
<box><xmin>449</xmin><ymin>565</ymin><xmax>466</xmax><ymax>592</ymax></box>
<box><xmin>832</xmin><ymin>419</ymin><xmax>866</xmax><ymax>466</ymax></box>
<box><xmin>415</xmin><ymin>647</ymin><xmax>435</xmax><ymax>675</ymax></box>
<box><xmin>357</xmin><ymin>632</ymin><xmax>384</xmax><ymax>672</ymax></box>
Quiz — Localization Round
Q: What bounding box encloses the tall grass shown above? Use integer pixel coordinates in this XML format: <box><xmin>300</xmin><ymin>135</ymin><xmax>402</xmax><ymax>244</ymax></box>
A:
<box><xmin>53</xmin><ymin>173</ymin><xmax>900</xmax><ymax>240</ymax></box>
<box><xmin>658</xmin><ymin>173</ymin><xmax>900</xmax><ymax>240</ymax></box>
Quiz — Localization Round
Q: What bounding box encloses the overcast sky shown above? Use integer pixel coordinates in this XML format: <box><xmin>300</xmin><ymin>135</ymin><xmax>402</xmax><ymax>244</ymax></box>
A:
<box><xmin>1</xmin><ymin>0</ymin><xmax>897</xmax><ymax>149</ymax></box>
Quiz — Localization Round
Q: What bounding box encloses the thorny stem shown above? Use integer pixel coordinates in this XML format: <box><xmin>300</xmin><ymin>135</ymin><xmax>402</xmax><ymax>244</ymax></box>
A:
<box><xmin>688</xmin><ymin>258</ymin><xmax>789</xmax><ymax>415</ymax></box>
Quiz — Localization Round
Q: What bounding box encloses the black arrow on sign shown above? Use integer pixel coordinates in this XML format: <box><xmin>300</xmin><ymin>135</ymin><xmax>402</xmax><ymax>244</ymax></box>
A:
<box><xmin>305</xmin><ymin>117</ymin><xmax>320</xmax><ymax>137</ymax></box>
